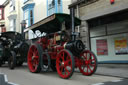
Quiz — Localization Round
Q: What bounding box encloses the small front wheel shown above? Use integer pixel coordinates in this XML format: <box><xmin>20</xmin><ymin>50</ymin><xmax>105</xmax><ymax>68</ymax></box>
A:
<box><xmin>8</xmin><ymin>51</ymin><xmax>16</xmax><ymax>70</ymax></box>
<box><xmin>79</xmin><ymin>50</ymin><xmax>98</xmax><ymax>76</ymax></box>
<box><xmin>56</xmin><ymin>49</ymin><xmax>75</xmax><ymax>79</ymax></box>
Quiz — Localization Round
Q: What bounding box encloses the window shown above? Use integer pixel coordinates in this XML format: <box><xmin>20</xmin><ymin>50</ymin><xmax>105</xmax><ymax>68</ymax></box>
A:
<box><xmin>30</xmin><ymin>10</ymin><xmax>33</xmax><ymax>26</ymax></box>
<box><xmin>0</xmin><ymin>8</ymin><xmax>4</xmax><ymax>19</ymax></box>
<box><xmin>24</xmin><ymin>10</ymin><xmax>29</xmax><ymax>27</ymax></box>
<box><xmin>24</xmin><ymin>9</ymin><xmax>34</xmax><ymax>27</ymax></box>
<box><xmin>47</xmin><ymin>0</ymin><xmax>62</xmax><ymax>16</ymax></box>
<box><xmin>24</xmin><ymin>0</ymin><xmax>29</xmax><ymax>3</ymax></box>
<box><xmin>22</xmin><ymin>3</ymin><xmax>35</xmax><ymax>39</ymax></box>
<box><xmin>10</xmin><ymin>19</ymin><xmax>16</xmax><ymax>31</ymax></box>
<box><xmin>0</xmin><ymin>9</ymin><xmax>2</xmax><ymax>19</ymax></box>
<box><xmin>1</xmin><ymin>27</ymin><xmax>6</xmax><ymax>32</ymax></box>
<box><xmin>58</xmin><ymin>0</ymin><xmax>62</xmax><ymax>13</ymax></box>
<box><xmin>48</xmin><ymin>0</ymin><xmax>55</xmax><ymax>16</ymax></box>
<box><xmin>2</xmin><ymin>8</ymin><xmax>4</xmax><ymax>19</ymax></box>
<box><xmin>10</xmin><ymin>0</ymin><xmax>15</xmax><ymax>12</ymax></box>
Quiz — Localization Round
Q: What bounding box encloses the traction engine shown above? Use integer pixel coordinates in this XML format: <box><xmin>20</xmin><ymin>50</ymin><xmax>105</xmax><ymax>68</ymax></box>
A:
<box><xmin>27</xmin><ymin>13</ymin><xmax>98</xmax><ymax>79</ymax></box>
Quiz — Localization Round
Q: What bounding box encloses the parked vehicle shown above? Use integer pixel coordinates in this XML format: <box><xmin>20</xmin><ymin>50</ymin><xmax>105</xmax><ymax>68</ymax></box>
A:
<box><xmin>25</xmin><ymin>13</ymin><xmax>98</xmax><ymax>79</ymax></box>
<box><xmin>0</xmin><ymin>31</ymin><xmax>29</xmax><ymax>69</ymax></box>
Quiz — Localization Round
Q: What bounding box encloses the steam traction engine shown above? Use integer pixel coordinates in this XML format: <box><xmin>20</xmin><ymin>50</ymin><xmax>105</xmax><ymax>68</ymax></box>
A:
<box><xmin>25</xmin><ymin>13</ymin><xmax>98</xmax><ymax>79</ymax></box>
<box><xmin>0</xmin><ymin>31</ymin><xmax>29</xmax><ymax>69</ymax></box>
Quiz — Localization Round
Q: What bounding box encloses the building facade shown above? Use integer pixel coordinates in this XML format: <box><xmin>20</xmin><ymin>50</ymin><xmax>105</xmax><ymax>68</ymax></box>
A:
<box><xmin>0</xmin><ymin>5</ymin><xmax>5</xmax><ymax>33</ymax></box>
<box><xmin>70</xmin><ymin>0</ymin><xmax>128</xmax><ymax>63</ymax></box>
<box><xmin>2</xmin><ymin>0</ymin><xmax>71</xmax><ymax>39</ymax></box>
<box><xmin>3</xmin><ymin>0</ymin><xmax>23</xmax><ymax>33</ymax></box>
<box><xmin>22</xmin><ymin>0</ymin><xmax>72</xmax><ymax>39</ymax></box>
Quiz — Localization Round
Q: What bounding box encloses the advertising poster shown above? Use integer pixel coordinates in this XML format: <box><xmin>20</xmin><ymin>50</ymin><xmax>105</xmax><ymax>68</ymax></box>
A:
<box><xmin>96</xmin><ymin>39</ymin><xmax>108</xmax><ymax>55</ymax></box>
<box><xmin>115</xmin><ymin>37</ymin><xmax>128</xmax><ymax>55</ymax></box>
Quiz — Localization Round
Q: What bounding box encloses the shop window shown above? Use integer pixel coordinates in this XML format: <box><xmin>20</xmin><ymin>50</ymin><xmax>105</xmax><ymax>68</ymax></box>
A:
<box><xmin>96</xmin><ymin>39</ymin><xmax>108</xmax><ymax>55</ymax></box>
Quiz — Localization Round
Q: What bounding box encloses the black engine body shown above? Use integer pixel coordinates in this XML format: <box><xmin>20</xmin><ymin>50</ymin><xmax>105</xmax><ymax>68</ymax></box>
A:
<box><xmin>65</xmin><ymin>40</ymin><xmax>85</xmax><ymax>57</ymax></box>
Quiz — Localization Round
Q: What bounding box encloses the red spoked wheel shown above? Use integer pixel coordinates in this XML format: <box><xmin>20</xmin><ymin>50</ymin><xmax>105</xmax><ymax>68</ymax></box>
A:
<box><xmin>27</xmin><ymin>44</ymin><xmax>42</xmax><ymax>73</ymax></box>
<box><xmin>56</xmin><ymin>49</ymin><xmax>75</xmax><ymax>79</ymax></box>
<box><xmin>79</xmin><ymin>50</ymin><xmax>97</xmax><ymax>76</ymax></box>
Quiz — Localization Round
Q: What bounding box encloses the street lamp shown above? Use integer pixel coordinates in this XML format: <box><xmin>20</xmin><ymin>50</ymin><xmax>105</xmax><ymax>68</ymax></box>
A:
<box><xmin>21</xmin><ymin>20</ymin><xmax>26</xmax><ymax>40</ymax></box>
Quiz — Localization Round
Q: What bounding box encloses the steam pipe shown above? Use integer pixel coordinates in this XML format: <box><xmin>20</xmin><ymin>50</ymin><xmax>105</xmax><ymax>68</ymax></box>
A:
<box><xmin>70</xmin><ymin>8</ymin><xmax>75</xmax><ymax>41</ymax></box>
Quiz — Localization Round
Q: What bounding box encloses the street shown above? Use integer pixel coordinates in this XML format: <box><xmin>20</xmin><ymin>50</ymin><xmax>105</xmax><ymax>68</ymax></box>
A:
<box><xmin>0</xmin><ymin>63</ymin><xmax>127</xmax><ymax>85</ymax></box>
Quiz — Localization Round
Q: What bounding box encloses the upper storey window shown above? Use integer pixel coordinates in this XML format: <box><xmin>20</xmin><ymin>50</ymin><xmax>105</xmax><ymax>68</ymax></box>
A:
<box><xmin>47</xmin><ymin>0</ymin><xmax>63</xmax><ymax>16</ymax></box>
<box><xmin>0</xmin><ymin>9</ymin><xmax>2</xmax><ymax>19</ymax></box>
<box><xmin>24</xmin><ymin>0</ymin><xmax>29</xmax><ymax>3</ymax></box>
<box><xmin>22</xmin><ymin>3</ymin><xmax>35</xmax><ymax>28</ymax></box>
<box><xmin>0</xmin><ymin>8</ymin><xmax>4</xmax><ymax>20</ymax></box>
<box><xmin>10</xmin><ymin>0</ymin><xmax>15</xmax><ymax>12</ymax></box>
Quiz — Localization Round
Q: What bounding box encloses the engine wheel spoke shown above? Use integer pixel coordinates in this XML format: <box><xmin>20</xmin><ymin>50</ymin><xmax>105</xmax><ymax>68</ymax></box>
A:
<box><xmin>78</xmin><ymin>50</ymin><xmax>98</xmax><ymax>76</ymax></box>
<box><xmin>56</xmin><ymin>49</ymin><xmax>74</xmax><ymax>79</ymax></box>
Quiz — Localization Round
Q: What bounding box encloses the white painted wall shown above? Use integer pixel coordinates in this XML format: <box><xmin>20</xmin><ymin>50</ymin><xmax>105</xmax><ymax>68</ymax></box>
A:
<box><xmin>33</xmin><ymin>0</ymin><xmax>47</xmax><ymax>23</ymax></box>
<box><xmin>4</xmin><ymin>1</ymin><xmax>10</xmax><ymax>31</ymax></box>
<box><xmin>33</xmin><ymin>0</ymin><xmax>71</xmax><ymax>24</ymax></box>
<box><xmin>62</xmin><ymin>0</ymin><xmax>71</xmax><ymax>14</ymax></box>
<box><xmin>4</xmin><ymin>0</ymin><xmax>71</xmax><ymax>34</ymax></box>
<box><xmin>25</xmin><ymin>0</ymin><xmax>71</xmax><ymax>39</ymax></box>
<box><xmin>4</xmin><ymin>0</ymin><xmax>23</xmax><ymax>33</ymax></box>
<box><xmin>16</xmin><ymin>0</ymin><xmax>23</xmax><ymax>33</ymax></box>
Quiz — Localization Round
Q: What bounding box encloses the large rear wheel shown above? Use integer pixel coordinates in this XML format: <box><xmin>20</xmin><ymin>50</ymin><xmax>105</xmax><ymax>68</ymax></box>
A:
<box><xmin>27</xmin><ymin>44</ymin><xmax>42</xmax><ymax>73</ymax></box>
<box><xmin>56</xmin><ymin>49</ymin><xmax>75</xmax><ymax>79</ymax></box>
<box><xmin>8</xmin><ymin>51</ymin><xmax>16</xmax><ymax>70</ymax></box>
<box><xmin>79</xmin><ymin>50</ymin><xmax>98</xmax><ymax>76</ymax></box>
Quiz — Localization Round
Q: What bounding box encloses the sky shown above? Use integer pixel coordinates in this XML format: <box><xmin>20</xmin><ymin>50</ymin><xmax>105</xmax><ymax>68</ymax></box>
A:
<box><xmin>0</xmin><ymin>0</ymin><xmax>6</xmax><ymax>5</ymax></box>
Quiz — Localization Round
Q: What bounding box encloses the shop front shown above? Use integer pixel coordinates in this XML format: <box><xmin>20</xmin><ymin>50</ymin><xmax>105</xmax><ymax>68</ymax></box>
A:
<box><xmin>88</xmin><ymin>10</ymin><xmax>128</xmax><ymax>63</ymax></box>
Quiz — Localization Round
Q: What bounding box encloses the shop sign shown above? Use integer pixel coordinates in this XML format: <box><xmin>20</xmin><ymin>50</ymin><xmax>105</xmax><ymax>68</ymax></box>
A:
<box><xmin>96</xmin><ymin>39</ymin><xmax>108</xmax><ymax>55</ymax></box>
<box><xmin>115</xmin><ymin>38</ymin><xmax>128</xmax><ymax>55</ymax></box>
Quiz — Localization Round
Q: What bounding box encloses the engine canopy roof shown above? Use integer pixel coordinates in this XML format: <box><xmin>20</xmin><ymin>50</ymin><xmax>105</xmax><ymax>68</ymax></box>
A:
<box><xmin>24</xmin><ymin>13</ymin><xmax>81</xmax><ymax>34</ymax></box>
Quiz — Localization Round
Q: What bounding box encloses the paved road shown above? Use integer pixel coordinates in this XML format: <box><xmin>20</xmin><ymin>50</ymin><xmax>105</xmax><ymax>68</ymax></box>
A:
<box><xmin>0</xmin><ymin>74</ymin><xmax>17</xmax><ymax>85</ymax></box>
<box><xmin>96</xmin><ymin>64</ymin><xmax>128</xmax><ymax>78</ymax></box>
<box><xmin>0</xmin><ymin>64</ymin><xmax>126</xmax><ymax>85</ymax></box>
